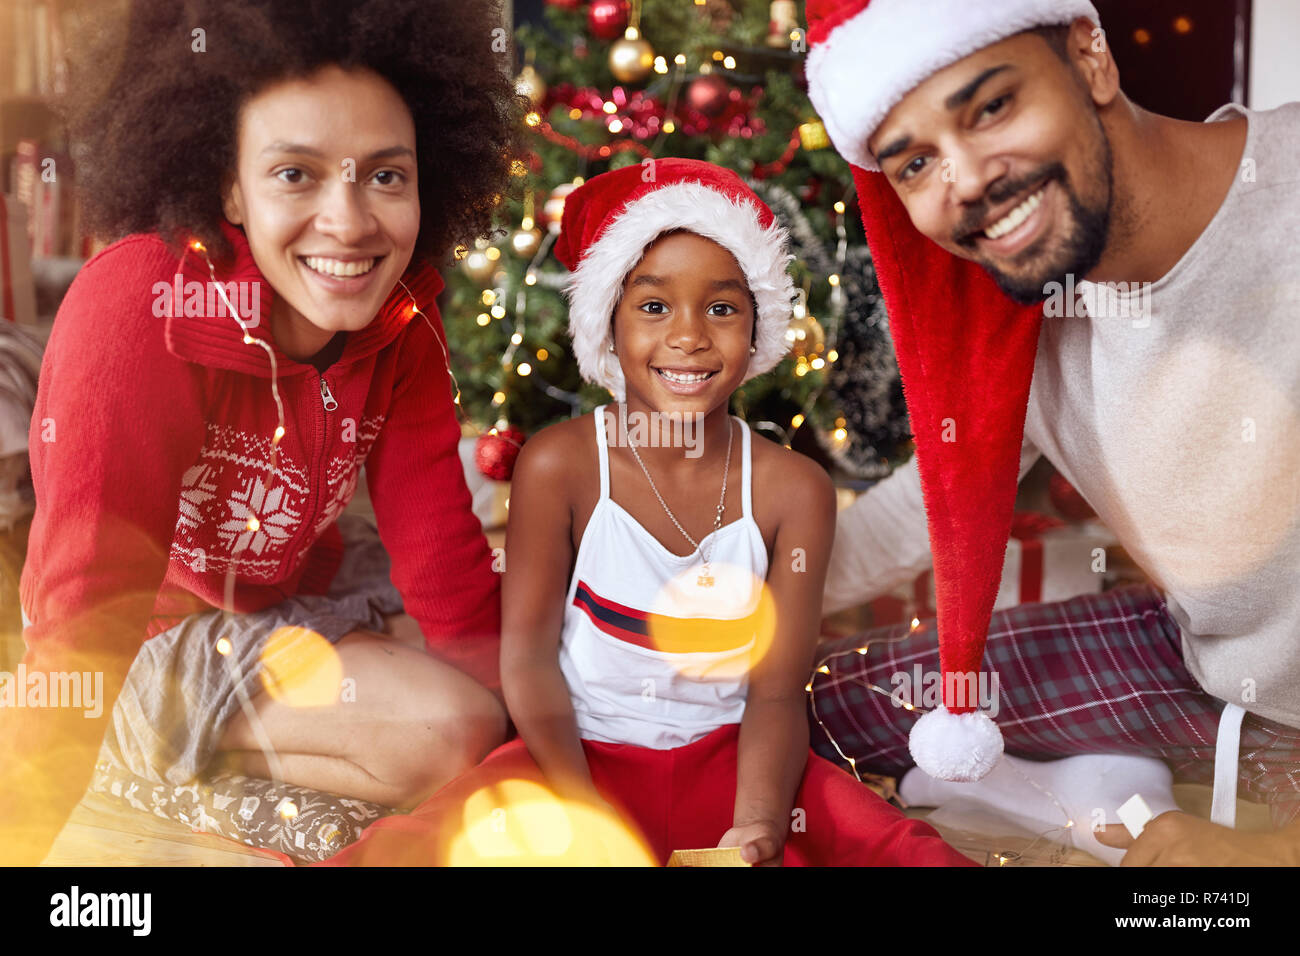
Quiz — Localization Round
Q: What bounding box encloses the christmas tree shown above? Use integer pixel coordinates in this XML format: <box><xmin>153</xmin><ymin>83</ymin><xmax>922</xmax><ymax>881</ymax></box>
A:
<box><xmin>445</xmin><ymin>0</ymin><xmax>911</xmax><ymax>481</ymax></box>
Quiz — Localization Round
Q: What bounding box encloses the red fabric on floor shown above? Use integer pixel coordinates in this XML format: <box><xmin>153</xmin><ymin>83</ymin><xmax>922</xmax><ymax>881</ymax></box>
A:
<box><xmin>318</xmin><ymin>723</ymin><xmax>976</xmax><ymax>867</ymax></box>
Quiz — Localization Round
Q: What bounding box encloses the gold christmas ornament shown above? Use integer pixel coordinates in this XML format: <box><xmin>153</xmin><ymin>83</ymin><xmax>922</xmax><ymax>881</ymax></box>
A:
<box><xmin>798</xmin><ymin>119</ymin><xmax>830</xmax><ymax>151</ymax></box>
<box><xmin>510</xmin><ymin>191</ymin><xmax>543</xmax><ymax>257</ymax></box>
<box><xmin>609</xmin><ymin>32</ymin><xmax>655</xmax><ymax>84</ymax></box>
<box><xmin>542</xmin><ymin>182</ymin><xmax>580</xmax><ymax>235</ymax></box>
<box><xmin>514</xmin><ymin>63</ymin><xmax>547</xmax><ymax>106</ymax></box>
<box><xmin>785</xmin><ymin>313</ymin><xmax>825</xmax><ymax>360</ymax></box>
<box><xmin>461</xmin><ymin>242</ymin><xmax>497</xmax><ymax>282</ymax></box>
<box><xmin>510</xmin><ymin>226</ymin><xmax>542</xmax><ymax>258</ymax></box>
<box><xmin>767</xmin><ymin>0</ymin><xmax>799</xmax><ymax>48</ymax></box>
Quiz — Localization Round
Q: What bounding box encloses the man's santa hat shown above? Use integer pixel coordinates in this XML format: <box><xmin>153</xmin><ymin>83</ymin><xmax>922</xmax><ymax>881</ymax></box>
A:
<box><xmin>805</xmin><ymin>0</ymin><xmax>1101</xmax><ymax>782</ymax></box>
<box><xmin>555</xmin><ymin>158</ymin><xmax>794</xmax><ymax>400</ymax></box>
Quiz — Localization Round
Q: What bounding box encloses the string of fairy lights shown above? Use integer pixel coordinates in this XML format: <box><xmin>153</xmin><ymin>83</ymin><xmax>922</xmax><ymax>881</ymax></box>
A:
<box><xmin>185</xmin><ymin>238</ymin><xmax>291</xmax><ymax>802</ymax></box>
<box><xmin>806</xmin><ymin>618</ymin><xmax>1083</xmax><ymax>865</ymax></box>
<box><xmin>180</xmin><ymin>237</ymin><xmax>489</xmax><ymax>826</ymax></box>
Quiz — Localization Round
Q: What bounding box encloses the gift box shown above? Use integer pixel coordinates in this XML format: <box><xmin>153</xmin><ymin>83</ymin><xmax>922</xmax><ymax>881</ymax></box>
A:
<box><xmin>867</xmin><ymin>513</ymin><xmax>1119</xmax><ymax>627</ymax></box>
<box><xmin>457</xmin><ymin>436</ymin><xmax>510</xmax><ymax>531</ymax></box>
<box><xmin>992</xmin><ymin>514</ymin><xmax>1117</xmax><ymax>610</ymax></box>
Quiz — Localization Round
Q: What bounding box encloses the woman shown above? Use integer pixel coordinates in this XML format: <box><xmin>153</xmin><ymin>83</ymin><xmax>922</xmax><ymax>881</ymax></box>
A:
<box><xmin>1</xmin><ymin>0</ymin><xmax>521</xmax><ymax>864</ymax></box>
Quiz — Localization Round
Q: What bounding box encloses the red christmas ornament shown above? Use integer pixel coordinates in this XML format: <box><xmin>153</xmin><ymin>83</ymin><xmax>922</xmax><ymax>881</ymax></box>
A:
<box><xmin>1048</xmin><ymin>471</ymin><xmax>1097</xmax><ymax>522</ymax></box>
<box><xmin>686</xmin><ymin>74</ymin><xmax>729</xmax><ymax>117</ymax></box>
<box><xmin>475</xmin><ymin>426</ymin><xmax>528</xmax><ymax>481</ymax></box>
<box><xmin>587</xmin><ymin>0</ymin><xmax>629</xmax><ymax>40</ymax></box>
<box><xmin>797</xmin><ymin>176</ymin><xmax>823</xmax><ymax>204</ymax></box>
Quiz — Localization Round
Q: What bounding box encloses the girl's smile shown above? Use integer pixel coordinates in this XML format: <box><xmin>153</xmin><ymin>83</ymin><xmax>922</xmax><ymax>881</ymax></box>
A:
<box><xmin>653</xmin><ymin>365</ymin><xmax>721</xmax><ymax>394</ymax></box>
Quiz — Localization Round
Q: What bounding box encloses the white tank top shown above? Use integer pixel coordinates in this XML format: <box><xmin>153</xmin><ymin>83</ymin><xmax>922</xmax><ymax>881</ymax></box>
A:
<box><xmin>558</xmin><ymin>405</ymin><xmax>770</xmax><ymax>750</ymax></box>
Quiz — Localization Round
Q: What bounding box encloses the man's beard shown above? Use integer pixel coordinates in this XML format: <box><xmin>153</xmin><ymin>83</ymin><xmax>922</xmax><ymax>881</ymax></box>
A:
<box><xmin>955</xmin><ymin>121</ymin><xmax>1115</xmax><ymax>306</ymax></box>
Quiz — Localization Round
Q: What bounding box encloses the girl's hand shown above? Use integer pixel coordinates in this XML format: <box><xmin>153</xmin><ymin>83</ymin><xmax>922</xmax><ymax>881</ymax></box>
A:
<box><xmin>718</xmin><ymin>820</ymin><xmax>785</xmax><ymax>866</ymax></box>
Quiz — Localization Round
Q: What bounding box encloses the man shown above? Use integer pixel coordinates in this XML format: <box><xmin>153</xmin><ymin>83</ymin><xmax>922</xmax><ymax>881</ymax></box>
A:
<box><xmin>806</xmin><ymin>0</ymin><xmax>1300</xmax><ymax>865</ymax></box>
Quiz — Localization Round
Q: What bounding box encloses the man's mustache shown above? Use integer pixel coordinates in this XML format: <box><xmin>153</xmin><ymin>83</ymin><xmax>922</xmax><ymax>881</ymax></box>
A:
<box><xmin>953</xmin><ymin>163</ymin><xmax>1067</xmax><ymax>247</ymax></box>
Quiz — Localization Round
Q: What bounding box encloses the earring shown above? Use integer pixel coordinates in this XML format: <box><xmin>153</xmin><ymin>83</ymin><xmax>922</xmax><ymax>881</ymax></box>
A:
<box><xmin>750</xmin><ymin>345</ymin><xmax>756</xmax><ymax>354</ymax></box>
<box><xmin>608</xmin><ymin>343</ymin><xmax>616</xmax><ymax>353</ymax></box>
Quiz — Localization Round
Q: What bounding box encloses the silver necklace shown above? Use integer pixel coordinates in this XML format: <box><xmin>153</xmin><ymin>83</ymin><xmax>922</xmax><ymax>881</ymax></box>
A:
<box><xmin>625</xmin><ymin>410</ymin><xmax>733</xmax><ymax>588</ymax></box>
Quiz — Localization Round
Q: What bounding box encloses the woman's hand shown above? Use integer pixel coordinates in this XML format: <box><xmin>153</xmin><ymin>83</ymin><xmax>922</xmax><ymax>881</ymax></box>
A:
<box><xmin>718</xmin><ymin>820</ymin><xmax>785</xmax><ymax>866</ymax></box>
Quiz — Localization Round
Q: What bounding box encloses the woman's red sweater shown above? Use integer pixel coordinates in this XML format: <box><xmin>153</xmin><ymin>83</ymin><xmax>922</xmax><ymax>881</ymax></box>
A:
<box><xmin>2</xmin><ymin>221</ymin><xmax>500</xmax><ymax>862</ymax></box>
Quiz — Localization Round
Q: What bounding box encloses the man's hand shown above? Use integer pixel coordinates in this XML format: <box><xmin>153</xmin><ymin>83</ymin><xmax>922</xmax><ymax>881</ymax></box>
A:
<box><xmin>1096</xmin><ymin>810</ymin><xmax>1300</xmax><ymax>866</ymax></box>
<box><xmin>718</xmin><ymin>820</ymin><xmax>785</xmax><ymax>866</ymax></box>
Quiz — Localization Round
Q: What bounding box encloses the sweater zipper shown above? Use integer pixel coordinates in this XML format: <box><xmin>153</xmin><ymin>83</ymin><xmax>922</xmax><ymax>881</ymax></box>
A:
<box><xmin>283</xmin><ymin>369</ymin><xmax>335</xmax><ymax>581</ymax></box>
<box><xmin>319</xmin><ymin>375</ymin><xmax>338</xmax><ymax>411</ymax></box>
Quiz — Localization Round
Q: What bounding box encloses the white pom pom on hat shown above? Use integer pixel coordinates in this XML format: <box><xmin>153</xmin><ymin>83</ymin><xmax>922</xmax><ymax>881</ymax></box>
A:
<box><xmin>910</xmin><ymin>706</ymin><xmax>1005</xmax><ymax>783</ymax></box>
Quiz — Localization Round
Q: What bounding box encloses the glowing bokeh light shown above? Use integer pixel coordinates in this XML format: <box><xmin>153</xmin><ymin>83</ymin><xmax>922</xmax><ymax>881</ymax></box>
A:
<box><xmin>447</xmin><ymin>779</ymin><xmax>656</xmax><ymax>866</ymax></box>
<box><xmin>645</xmin><ymin>564</ymin><xmax>778</xmax><ymax>679</ymax></box>
<box><xmin>258</xmin><ymin>626</ymin><xmax>343</xmax><ymax>707</ymax></box>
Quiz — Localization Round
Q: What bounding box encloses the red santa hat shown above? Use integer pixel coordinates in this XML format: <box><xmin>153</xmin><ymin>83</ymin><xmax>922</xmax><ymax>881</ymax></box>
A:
<box><xmin>806</xmin><ymin>0</ymin><xmax>1100</xmax><ymax>172</ymax></box>
<box><xmin>554</xmin><ymin>158</ymin><xmax>794</xmax><ymax>401</ymax></box>
<box><xmin>805</xmin><ymin>0</ymin><xmax>1101</xmax><ymax>782</ymax></box>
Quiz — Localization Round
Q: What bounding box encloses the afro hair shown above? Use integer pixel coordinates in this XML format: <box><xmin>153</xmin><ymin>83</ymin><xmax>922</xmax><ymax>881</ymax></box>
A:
<box><xmin>61</xmin><ymin>0</ymin><xmax>525</xmax><ymax>264</ymax></box>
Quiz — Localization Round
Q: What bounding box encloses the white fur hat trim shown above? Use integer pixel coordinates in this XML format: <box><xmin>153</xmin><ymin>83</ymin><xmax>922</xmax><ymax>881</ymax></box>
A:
<box><xmin>807</xmin><ymin>0</ymin><xmax>1100</xmax><ymax>171</ymax></box>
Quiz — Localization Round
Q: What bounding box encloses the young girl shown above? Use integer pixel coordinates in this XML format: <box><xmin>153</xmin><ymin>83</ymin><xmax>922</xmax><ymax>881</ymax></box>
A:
<box><xmin>0</xmin><ymin>0</ymin><xmax>518</xmax><ymax>865</ymax></box>
<box><xmin>326</xmin><ymin>160</ymin><xmax>975</xmax><ymax>866</ymax></box>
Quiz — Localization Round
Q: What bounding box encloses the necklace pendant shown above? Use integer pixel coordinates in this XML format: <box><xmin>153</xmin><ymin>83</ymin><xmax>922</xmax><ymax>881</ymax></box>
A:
<box><xmin>696</xmin><ymin>570</ymin><xmax>715</xmax><ymax>588</ymax></box>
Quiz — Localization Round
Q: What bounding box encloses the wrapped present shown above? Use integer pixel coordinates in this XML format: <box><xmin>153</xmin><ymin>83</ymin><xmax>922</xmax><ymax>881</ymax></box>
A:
<box><xmin>994</xmin><ymin>514</ymin><xmax>1117</xmax><ymax>609</ymax></box>
<box><xmin>457</xmin><ymin>436</ymin><xmax>510</xmax><ymax>530</ymax></box>
<box><xmin>0</xmin><ymin>194</ymin><xmax>38</xmax><ymax>324</ymax></box>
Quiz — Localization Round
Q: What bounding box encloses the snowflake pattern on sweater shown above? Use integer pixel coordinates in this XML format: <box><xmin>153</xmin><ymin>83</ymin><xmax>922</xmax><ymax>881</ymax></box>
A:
<box><xmin>169</xmin><ymin>415</ymin><xmax>385</xmax><ymax>579</ymax></box>
<box><xmin>301</xmin><ymin>414</ymin><xmax>386</xmax><ymax>561</ymax></box>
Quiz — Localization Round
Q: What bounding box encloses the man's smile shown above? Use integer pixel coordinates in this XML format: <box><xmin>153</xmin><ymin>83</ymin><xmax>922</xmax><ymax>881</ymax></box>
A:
<box><xmin>982</xmin><ymin>183</ymin><xmax>1048</xmax><ymax>240</ymax></box>
<box><xmin>956</xmin><ymin>168</ymin><xmax>1063</xmax><ymax>247</ymax></box>
<box><xmin>972</xmin><ymin>179</ymin><xmax>1058</xmax><ymax>260</ymax></box>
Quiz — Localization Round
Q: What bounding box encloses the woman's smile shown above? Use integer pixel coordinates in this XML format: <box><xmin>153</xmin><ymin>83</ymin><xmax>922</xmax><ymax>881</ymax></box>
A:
<box><xmin>298</xmin><ymin>253</ymin><xmax>388</xmax><ymax>294</ymax></box>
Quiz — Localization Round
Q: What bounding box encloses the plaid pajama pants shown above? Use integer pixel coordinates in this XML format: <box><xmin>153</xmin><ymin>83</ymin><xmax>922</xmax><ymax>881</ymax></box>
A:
<box><xmin>809</xmin><ymin>585</ymin><xmax>1300</xmax><ymax>829</ymax></box>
